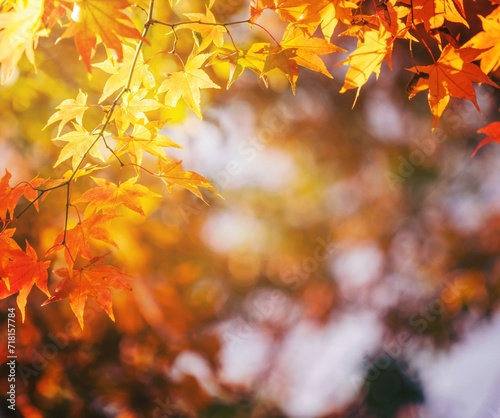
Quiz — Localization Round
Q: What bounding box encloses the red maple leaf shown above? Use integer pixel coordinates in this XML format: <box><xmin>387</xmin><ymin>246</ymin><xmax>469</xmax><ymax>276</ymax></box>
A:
<box><xmin>472</xmin><ymin>121</ymin><xmax>500</xmax><ymax>157</ymax></box>
<box><xmin>42</xmin><ymin>254</ymin><xmax>133</xmax><ymax>329</ymax></box>
<box><xmin>0</xmin><ymin>170</ymin><xmax>44</xmax><ymax>221</ymax></box>
<box><xmin>0</xmin><ymin>239</ymin><xmax>50</xmax><ymax>321</ymax></box>
<box><xmin>49</xmin><ymin>213</ymin><xmax>119</xmax><ymax>273</ymax></box>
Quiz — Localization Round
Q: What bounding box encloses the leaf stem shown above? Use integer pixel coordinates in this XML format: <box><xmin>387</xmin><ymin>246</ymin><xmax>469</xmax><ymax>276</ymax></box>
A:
<box><xmin>39</xmin><ymin>0</ymin><xmax>158</xmax><ymax>245</ymax></box>
<box><xmin>62</xmin><ymin>183</ymin><xmax>71</xmax><ymax>243</ymax></box>
<box><xmin>152</xmin><ymin>18</ymin><xmax>281</xmax><ymax>45</ymax></box>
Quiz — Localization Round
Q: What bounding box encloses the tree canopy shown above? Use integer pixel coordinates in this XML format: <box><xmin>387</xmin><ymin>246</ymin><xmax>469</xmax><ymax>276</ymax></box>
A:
<box><xmin>1</xmin><ymin>0</ymin><xmax>500</xmax><ymax>417</ymax></box>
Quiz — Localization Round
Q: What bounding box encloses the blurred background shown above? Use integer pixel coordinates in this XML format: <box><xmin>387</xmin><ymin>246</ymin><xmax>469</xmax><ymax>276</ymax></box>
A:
<box><xmin>1</xmin><ymin>0</ymin><xmax>500</xmax><ymax>417</ymax></box>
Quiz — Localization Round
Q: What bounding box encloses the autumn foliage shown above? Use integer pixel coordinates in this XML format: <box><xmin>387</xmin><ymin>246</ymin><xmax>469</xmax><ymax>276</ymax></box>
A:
<box><xmin>0</xmin><ymin>0</ymin><xmax>499</xmax><ymax>328</ymax></box>
<box><xmin>1</xmin><ymin>0</ymin><xmax>500</xmax><ymax>417</ymax></box>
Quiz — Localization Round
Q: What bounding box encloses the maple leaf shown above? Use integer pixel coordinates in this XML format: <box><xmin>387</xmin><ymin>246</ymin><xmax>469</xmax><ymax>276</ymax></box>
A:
<box><xmin>93</xmin><ymin>43</ymin><xmax>155</xmax><ymax>103</ymax></box>
<box><xmin>184</xmin><ymin>7</ymin><xmax>226</xmax><ymax>51</ymax></box>
<box><xmin>471</xmin><ymin>121</ymin><xmax>500</xmax><ymax>157</ymax></box>
<box><xmin>0</xmin><ymin>0</ymin><xmax>44</xmax><ymax>84</ymax></box>
<box><xmin>249</xmin><ymin>0</ymin><xmax>276</xmax><ymax>22</ymax></box>
<box><xmin>51</xmin><ymin>213</ymin><xmax>119</xmax><ymax>273</ymax></box>
<box><xmin>338</xmin><ymin>14</ymin><xmax>380</xmax><ymax>41</ymax></box>
<box><xmin>0</xmin><ymin>170</ymin><xmax>44</xmax><ymax>220</ymax></box>
<box><xmin>76</xmin><ymin>176</ymin><xmax>161</xmax><ymax>216</ymax></box>
<box><xmin>301</xmin><ymin>0</ymin><xmax>359</xmax><ymax>39</ymax></box>
<box><xmin>158</xmin><ymin>51</ymin><xmax>220</xmax><ymax>119</ymax></box>
<box><xmin>156</xmin><ymin>160</ymin><xmax>221</xmax><ymax>203</ymax></box>
<box><xmin>8</xmin><ymin>176</ymin><xmax>44</xmax><ymax>213</ymax></box>
<box><xmin>43</xmin><ymin>164</ymin><xmax>107</xmax><ymax>189</ymax></box>
<box><xmin>0</xmin><ymin>228</ymin><xmax>22</xmax><ymax>289</ymax></box>
<box><xmin>284</xmin><ymin>27</ymin><xmax>344</xmax><ymax>73</ymax></box>
<box><xmin>42</xmin><ymin>0</ymin><xmax>66</xmax><ymax>31</ymax></box>
<box><xmin>212</xmin><ymin>43</ymin><xmax>269</xmax><ymax>88</ymax></box>
<box><xmin>272</xmin><ymin>0</ymin><xmax>309</xmax><ymax>23</ymax></box>
<box><xmin>42</xmin><ymin>254</ymin><xmax>133</xmax><ymax>329</ymax></box>
<box><xmin>0</xmin><ymin>170</ymin><xmax>24</xmax><ymax>220</ymax></box>
<box><xmin>338</xmin><ymin>27</ymin><xmax>394</xmax><ymax>95</ymax></box>
<box><xmin>112</xmin><ymin>89</ymin><xmax>164</xmax><ymax>131</ymax></box>
<box><xmin>263</xmin><ymin>27</ymin><xmax>344</xmax><ymax>93</ymax></box>
<box><xmin>262</xmin><ymin>45</ymin><xmax>300</xmax><ymax>91</ymax></box>
<box><xmin>408</xmin><ymin>45</ymin><xmax>498</xmax><ymax>127</ymax></box>
<box><xmin>412</xmin><ymin>0</ymin><xmax>468</xmax><ymax>31</ymax></box>
<box><xmin>375</xmin><ymin>1</ymin><xmax>415</xmax><ymax>40</ymax></box>
<box><xmin>0</xmin><ymin>241</ymin><xmax>50</xmax><ymax>322</ymax></box>
<box><xmin>59</xmin><ymin>0</ymin><xmax>144</xmax><ymax>72</ymax></box>
<box><xmin>115</xmin><ymin>120</ymin><xmax>182</xmax><ymax>167</ymax></box>
<box><xmin>464</xmin><ymin>6</ymin><xmax>500</xmax><ymax>75</ymax></box>
<box><xmin>45</xmin><ymin>89</ymin><xmax>89</xmax><ymax>136</ymax></box>
<box><xmin>250</xmin><ymin>0</ymin><xmax>312</xmax><ymax>24</ymax></box>
<box><xmin>52</xmin><ymin>123</ymin><xmax>105</xmax><ymax>170</ymax></box>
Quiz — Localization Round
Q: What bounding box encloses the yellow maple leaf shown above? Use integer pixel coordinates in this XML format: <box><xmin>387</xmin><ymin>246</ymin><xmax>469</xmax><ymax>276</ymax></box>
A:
<box><xmin>52</xmin><ymin>123</ymin><xmax>105</xmax><ymax>170</ymax></box>
<box><xmin>156</xmin><ymin>160</ymin><xmax>221</xmax><ymax>203</ymax></box>
<box><xmin>112</xmin><ymin>89</ymin><xmax>164</xmax><ymax>131</ymax></box>
<box><xmin>338</xmin><ymin>27</ymin><xmax>394</xmax><ymax>94</ymax></box>
<box><xmin>93</xmin><ymin>43</ymin><xmax>156</xmax><ymax>103</ymax></box>
<box><xmin>157</xmin><ymin>51</ymin><xmax>220</xmax><ymax>119</ymax></box>
<box><xmin>45</xmin><ymin>89</ymin><xmax>89</xmax><ymax>136</ymax></box>
<box><xmin>0</xmin><ymin>0</ymin><xmax>44</xmax><ymax>84</ymax></box>
<box><xmin>282</xmin><ymin>26</ymin><xmax>344</xmax><ymax>74</ymax></box>
<box><xmin>115</xmin><ymin>120</ymin><xmax>182</xmax><ymax>166</ymax></box>
<box><xmin>464</xmin><ymin>6</ymin><xmax>500</xmax><ymax>75</ymax></box>
<box><xmin>301</xmin><ymin>0</ymin><xmax>359</xmax><ymax>39</ymax></box>
<box><xmin>183</xmin><ymin>6</ymin><xmax>226</xmax><ymax>51</ymax></box>
<box><xmin>211</xmin><ymin>43</ymin><xmax>269</xmax><ymax>89</ymax></box>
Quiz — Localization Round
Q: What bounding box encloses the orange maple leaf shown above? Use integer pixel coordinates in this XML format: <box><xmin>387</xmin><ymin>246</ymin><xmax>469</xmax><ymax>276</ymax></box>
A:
<box><xmin>156</xmin><ymin>160</ymin><xmax>221</xmax><ymax>203</ymax></box>
<box><xmin>408</xmin><ymin>45</ymin><xmax>498</xmax><ymax>127</ymax></box>
<box><xmin>0</xmin><ymin>229</ymin><xmax>22</xmax><ymax>288</ymax></box>
<box><xmin>302</xmin><ymin>0</ymin><xmax>360</xmax><ymax>39</ymax></box>
<box><xmin>76</xmin><ymin>176</ymin><xmax>161</xmax><ymax>216</ymax></box>
<box><xmin>464</xmin><ymin>6</ymin><xmax>500</xmax><ymax>75</ymax></box>
<box><xmin>0</xmin><ymin>240</ymin><xmax>50</xmax><ymax>322</ymax></box>
<box><xmin>264</xmin><ymin>27</ymin><xmax>344</xmax><ymax>93</ymax></box>
<box><xmin>50</xmin><ymin>213</ymin><xmax>119</xmax><ymax>273</ymax></box>
<box><xmin>471</xmin><ymin>121</ymin><xmax>500</xmax><ymax>157</ymax></box>
<box><xmin>0</xmin><ymin>170</ymin><xmax>44</xmax><ymax>221</ymax></box>
<box><xmin>249</xmin><ymin>0</ymin><xmax>277</xmax><ymax>22</ymax></box>
<box><xmin>59</xmin><ymin>0</ymin><xmax>144</xmax><ymax>72</ymax></box>
<box><xmin>42</xmin><ymin>254</ymin><xmax>133</xmax><ymax>329</ymax></box>
<box><xmin>412</xmin><ymin>0</ymin><xmax>468</xmax><ymax>31</ymax></box>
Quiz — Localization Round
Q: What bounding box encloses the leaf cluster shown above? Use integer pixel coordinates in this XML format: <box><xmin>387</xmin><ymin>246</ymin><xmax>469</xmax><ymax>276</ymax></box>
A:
<box><xmin>0</xmin><ymin>0</ymin><xmax>499</xmax><ymax>328</ymax></box>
